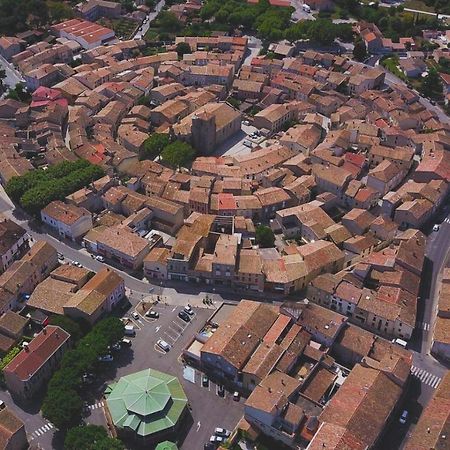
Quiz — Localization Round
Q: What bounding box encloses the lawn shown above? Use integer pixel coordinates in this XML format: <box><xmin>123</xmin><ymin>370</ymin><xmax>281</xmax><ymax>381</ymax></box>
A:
<box><xmin>99</xmin><ymin>18</ymin><xmax>138</xmax><ymax>40</ymax></box>
<box><xmin>381</xmin><ymin>56</ymin><xmax>407</xmax><ymax>82</ymax></box>
<box><xmin>403</xmin><ymin>0</ymin><xmax>435</xmax><ymax>12</ymax></box>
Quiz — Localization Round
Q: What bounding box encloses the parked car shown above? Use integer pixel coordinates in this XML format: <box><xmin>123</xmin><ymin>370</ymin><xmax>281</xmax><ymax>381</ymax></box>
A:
<box><xmin>95</xmin><ymin>255</ymin><xmax>105</xmax><ymax>262</ymax></box>
<box><xmin>399</xmin><ymin>410</ymin><xmax>408</xmax><ymax>424</ymax></box>
<box><xmin>145</xmin><ymin>310</ymin><xmax>159</xmax><ymax>319</ymax></box>
<box><xmin>132</xmin><ymin>312</ymin><xmax>140</xmax><ymax>320</ymax></box>
<box><xmin>121</xmin><ymin>338</ymin><xmax>132</xmax><ymax>347</ymax></box>
<box><xmin>72</xmin><ymin>261</ymin><xmax>82</xmax><ymax>267</ymax></box>
<box><xmin>215</xmin><ymin>428</ymin><xmax>231</xmax><ymax>437</ymax></box>
<box><xmin>57</xmin><ymin>252</ymin><xmax>64</xmax><ymax>261</ymax></box>
<box><xmin>184</xmin><ymin>304</ymin><xmax>194</xmax><ymax>315</ymax></box>
<box><xmin>202</xmin><ymin>375</ymin><xmax>209</xmax><ymax>387</ymax></box>
<box><xmin>243</xmin><ymin>140</ymin><xmax>252</xmax><ymax>148</ymax></box>
<box><xmin>98</xmin><ymin>354</ymin><xmax>113</xmax><ymax>362</ymax></box>
<box><xmin>433</xmin><ymin>224</ymin><xmax>440</xmax><ymax>232</ymax></box>
<box><xmin>157</xmin><ymin>339</ymin><xmax>171</xmax><ymax>352</ymax></box>
<box><xmin>233</xmin><ymin>391</ymin><xmax>240</xmax><ymax>401</ymax></box>
<box><xmin>110</xmin><ymin>342</ymin><xmax>121</xmax><ymax>352</ymax></box>
<box><xmin>210</xmin><ymin>436</ymin><xmax>224</xmax><ymax>443</ymax></box>
<box><xmin>217</xmin><ymin>385</ymin><xmax>225</xmax><ymax>397</ymax></box>
<box><xmin>178</xmin><ymin>311</ymin><xmax>191</xmax><ymax>322</ymax></box>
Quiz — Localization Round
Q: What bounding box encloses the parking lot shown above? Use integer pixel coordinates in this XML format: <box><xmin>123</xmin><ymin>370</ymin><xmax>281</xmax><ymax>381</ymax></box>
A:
<box><xmin>85</xmin><ymin>303</ymin><xmax>244</xmax><ymax>450</ymax></box>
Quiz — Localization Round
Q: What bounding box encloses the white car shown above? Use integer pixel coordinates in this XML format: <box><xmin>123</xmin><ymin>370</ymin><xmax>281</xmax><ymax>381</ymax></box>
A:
<box><xmin>96</xmin><ymin>255</ymin><xmax>105</xmax><ymax>262</ymax></box>
<box><xmin>157</xmin><ymin>339</ymin><xmax>171</xmax><ymax>352</ymax></box>
<box><xmin>399</xmin><ymin>410</ymin><xmax>408</xmax><ymax>424</ymax></box>
<box><xmin>215</xmin><ymin>427</ymin><xmax>231</xmax><ymax>437</ymax></box>
<box><xmin>433</xmin><ymin>224</ymin><xmax>440</xmax><ymax>232</ymax></box>
<box><xmin>210</xmin><ymin>435</ymin><xmax>224</xmax><ymax>443</ymax></box>
<box><xmin>72</xmin><ymin>261</ymin><xmax>82</xmax><ymax>267</ymax></box>
<box><xmin>184</xmin><ymin>305</ymin><xmax>194</xmax><ymax>315</ymax></box>
<box><xmin>132</xmin><ymin>312</ymin><xmax>140</xmax><ymax>320</ymax></box>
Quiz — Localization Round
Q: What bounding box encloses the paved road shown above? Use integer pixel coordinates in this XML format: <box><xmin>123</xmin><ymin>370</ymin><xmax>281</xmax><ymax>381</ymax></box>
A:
<box><xmin>242</xmin><ymin>35</ymin><xmax>262</xmax><ymax>66</ymax></box>
<box><xmin>418</xmin><ymin>210</ymin><xmax>450</xmax><ymax>354</ymax></box>
<box><xmin>133</xmin><ymin>0</ymin><xmax>166</xmax><ymax>40</ymax></box>
<box><xmin>378</xmin><ymin>1</ymin><xmax>450</xmax><ymax>19</ymax></box>
<box><xmin>0</xmin><ymin>54</ymin><xmax>24</xmax><ymax>89</ymax></box>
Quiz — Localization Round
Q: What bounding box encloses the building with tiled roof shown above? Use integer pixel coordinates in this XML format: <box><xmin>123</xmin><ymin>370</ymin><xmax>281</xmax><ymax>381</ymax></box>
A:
<box><xmin>41</xmin><ymin>200</ymin><xmax>93</xmax><ymax>241</ymax></box>
<box><xmin>0</xmin><ymin>406</ymin><xmax>28</xmax><ymax>450</ymax></box>
<box><xmin>3</xmin><ymin>325</ymin><xmax>70</xmax><ymax>401</ymax></box>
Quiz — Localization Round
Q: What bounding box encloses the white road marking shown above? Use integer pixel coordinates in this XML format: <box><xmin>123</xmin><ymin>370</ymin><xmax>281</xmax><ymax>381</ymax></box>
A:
<box><xmin>411</xmin><ymin>365</ymin><xmax>442</xmax><ymax>388</ymax></box>
<box><xmin>155</xmin><ymin>325</ymin><xmax>161</xmax><ymax>333</ymax></box>
<box><xmin>196</xmin><ymin>421</ymin><xmax>201</xmax><ymax>432</ymax></box>
<box><xmin>172</xmin><ymin>306</ymin><xmax>177</xmax><ymax>312</ymax></box>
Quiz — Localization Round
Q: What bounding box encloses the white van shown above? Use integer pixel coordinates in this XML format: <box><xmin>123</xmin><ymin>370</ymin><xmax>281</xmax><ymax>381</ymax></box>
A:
<box><xmin>393</xmin><ymin>338</ymin><xmax>407</xmax><ymax>348</ymax></box>
<box><xmin>302</xmin><ymin>4</ymin><xmax>311</xmax><ymax>12</ymax></box>
<box><xmin>124</xmin><ymin>325</ymin><xmax>136</xmax><ymax>337</ymax></box>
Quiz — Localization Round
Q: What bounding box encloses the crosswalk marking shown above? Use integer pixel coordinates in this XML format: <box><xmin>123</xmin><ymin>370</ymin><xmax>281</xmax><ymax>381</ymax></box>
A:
<box><xmin>411</xmin><ymin>365</ymin><xmax>442</xmax><ymax>388</ymax></box>
<box><xmin>89</xmin><ymin>401</ymin><xmax>104</xmax><ymax>410</ymax></box>
<box><xmin>29</xmin><ymin>422</ymin><xmax>54</xmax><ymax>440</ymax></box>
<box><xmin>444</xmin><ymin>218</ymin><xmax>450</xmax><ymax>224</ymax></box>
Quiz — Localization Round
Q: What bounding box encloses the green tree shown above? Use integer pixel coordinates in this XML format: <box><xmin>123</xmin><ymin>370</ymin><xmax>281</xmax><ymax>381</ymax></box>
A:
<box><xmin>308</xmin><ymin>19</ymin><xmax>336</xmax><ymax>45</ymax></box>
<box><xmin>6</xmin><ymin>83</ymin><xmax>30</xmax><ymax>103</ymax></box>
<box><xmin>48</xmin><ymin>316</ymin><xmax>85</xmax><ymax>342</ymax></box>
<box><xmin>176</xmin><ymin>42</ymin><xmax>192</xmax><ymax>58</ymax></box>
<box><xmin>156</xmin><ymin>11</ymin><xmax>181</xmax><ymax>32</ymax></box>
<box><xmin>42</xmin><ymin>318</ymin><xmax>124</xmax><ymax>427</ymax></box>
<box><xmin>42</xmin><ymin>388</ymin><xmax>82</xmax><ymax>430</ymax></box>
<box><xmin>140</xmin><ymin>133</ymin><xmax>170</xmax><ymax>160</ymax></box>
<box><xmin>47</xmin><ymin>1</ymin><xmax>74</xmax><ymax>22</ymax></box>
<box><xmin>353</xmin><ymin>37</ymin><xmax>367</xmax><ymax>61</ymax></box>
<box><xmin>160</xmin><ymin>141</ymin><xmax>196</xmax><ymax>169</ymax></box>
<box><xmin>420</xmin><ymin>68</ymin><xmax>443</xmax><ymax>100</ymax></box>
<box><xmin>255</xmin><ymin>225</ymin><xmax>275</xmax><ymax>248</ymax></box>
<box><xmin>64</xmin><ymin>425</ymin><xmax>125</xmax><ymax>450</ymax></box>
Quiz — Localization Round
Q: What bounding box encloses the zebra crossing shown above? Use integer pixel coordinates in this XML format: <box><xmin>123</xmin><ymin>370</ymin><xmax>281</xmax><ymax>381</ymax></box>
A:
<box><xmin>416</xmin><ymin>321</ymin><xmax>430</xmax><ymax>331</ymax></box>
<box><xmin>411</xmin><ymin>366</ymin><xmax>442</xmax><ymax>389</ymax></box>
<box><xmin>89</xmin><ymin>401</ymin><xmax>104</xmax><ymax>410</ymax></box>
<box><xmin>29</xmin><ymin>422</ymin><xmax>54</xmax><ymax>440</ymax></box>
<box><xmin>444</xmin><ymin>218</ymin><xmax>450</xmax><ymax>224</ymax></box>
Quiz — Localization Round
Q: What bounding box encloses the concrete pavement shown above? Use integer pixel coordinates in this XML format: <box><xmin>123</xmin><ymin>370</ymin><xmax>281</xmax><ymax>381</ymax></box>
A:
<box><xmin>0</xmin><ymin>54</ymin><xmax>24</xmax><ymax>90</ymax></box>
<box><xmin>133</xmin><ymin>0</ymin><xmax>166</xmax><ymax>40</ymax></box>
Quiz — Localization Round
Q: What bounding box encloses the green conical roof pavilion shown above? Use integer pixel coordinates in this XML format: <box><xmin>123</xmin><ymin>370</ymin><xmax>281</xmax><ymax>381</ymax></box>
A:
<box><xmin>106</xmin><ymin>368</ymin><xmax>188</xmax><ymax>437</ymax></box>
<box><xmin>155</xmin><ymin>441</ymin><xmax>178</xmax><ymax>450</ymax></box>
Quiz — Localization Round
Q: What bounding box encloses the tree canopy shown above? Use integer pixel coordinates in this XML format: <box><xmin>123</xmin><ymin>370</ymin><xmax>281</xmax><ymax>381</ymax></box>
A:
<box><xmin>176</xmin><ymin>42</ymin><xmax>192</xmax><ymax>58</ymax></box>
<box><xmin>48</xmin><ymin>316</ymin><xmax>85</xmax><ymax>343</ymax></box>
<box><xmin>353</xmin><ymin>37</ymin><xmax>367</xmax><ymax>62</ymax></box>
<box><xmin>160</xmin><ymin>141</ymin><xmax>196</xmax><ymax>169</ymax></box>
<box><xmin>420</xmin><ymin>68</ymin><xmax>443</xmax><ymax>101</ymax></box>
<box><xmin>0</xmin><ymin>0</ymin><xmax>48</xmax><ymax>35</ymax></box>
<box><xmin>140</xmin><ymin>133</ymin><xmax>170</xmax><ymax>161</ymax></box>
<box><xmin>64</xmin><ymin>425</ymin><xmax>125</xmax><ymax>450</ymax></box>
<box><xmin>5</xmin><ymin>159</ymin><xmax>104</xmax><ymax>216</ymax></box>
<box><xmin>255</xmin><ymin>225</ymin><xmax>275</xmax><ymax>248</ymax></box>
<box><xmin>42</xmin><ymin>317</ymin><xmax>124</xmax><ymax>429</ymax></box>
